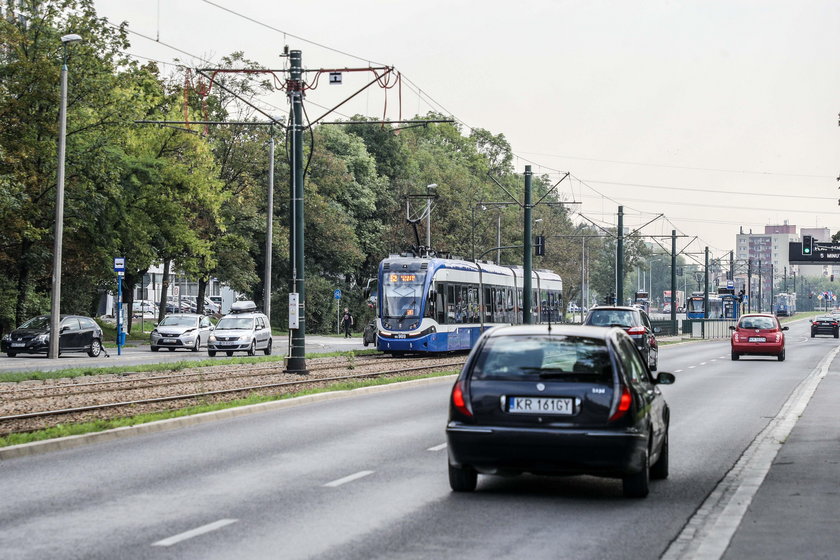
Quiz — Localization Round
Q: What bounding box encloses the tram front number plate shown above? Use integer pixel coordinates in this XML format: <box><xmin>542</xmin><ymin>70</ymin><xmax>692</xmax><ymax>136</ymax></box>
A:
<box><xmin>508</xmin><ymin>397</ymin><xmax>573</xmax><ymax>415</ymax></box>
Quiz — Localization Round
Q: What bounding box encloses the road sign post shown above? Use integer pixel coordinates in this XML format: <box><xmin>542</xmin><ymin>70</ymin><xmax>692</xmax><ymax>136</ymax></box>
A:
<box><xmin>334</xmin><ymin>289</ymin><xmax>342</xmax><ymax>334</ymax></box>
<box><xmin>114</xmin><ymin>257</ymin><xmax>125</xmax><ymax>356</ymax></box>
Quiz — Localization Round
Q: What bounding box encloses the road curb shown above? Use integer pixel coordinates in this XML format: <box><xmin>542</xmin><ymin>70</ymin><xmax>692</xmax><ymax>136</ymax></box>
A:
<box><xmin>0</xmin><ymin>374</ymin><xmax>457</xmax><ymax>461</ymax></box>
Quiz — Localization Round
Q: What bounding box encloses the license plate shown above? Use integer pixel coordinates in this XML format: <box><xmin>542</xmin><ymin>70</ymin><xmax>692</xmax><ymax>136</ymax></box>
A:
<box><xmin>219</xmin><ymin>341</ymin><xmax>237</xmax><ymax>346</ymax></box>
<box><xmin>508</xmin><ymin>396</ymin><xmax>574</xmax><ymax>415</ymax></box>
<box><xmin>163</xmin><ymin>338</ymin><xmax>177</xmax><ymax>343</ymax></box>
<box><xmin>11</xmin><ymin>342</ymin><xmax>25</xmax><ymax>347</ymax></box>
<box><xmin>748</xmin><ymin>337</ymin><xmax>766</xmax><ymax>342</ymax></box>
<box><xmin>395</xmin><ymin>334</ymin><xmax>406</xmax><ymax>339</ymax></box>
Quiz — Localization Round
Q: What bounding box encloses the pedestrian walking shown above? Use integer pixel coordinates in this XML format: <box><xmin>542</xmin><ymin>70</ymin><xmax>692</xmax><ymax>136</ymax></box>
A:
<box><xmin>342</xmin><ymin>308</ymin><xmax>354</xmax><ymax>338</ymax></box>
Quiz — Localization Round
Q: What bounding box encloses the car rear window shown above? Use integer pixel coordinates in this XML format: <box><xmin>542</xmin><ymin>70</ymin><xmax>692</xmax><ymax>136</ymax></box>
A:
<box><xmin>738</xmin><ymin>317</ymin><xmax>777</xmax><ymax>330</ymax></box>
<box><xmin>585</xmin><ymin>310</ymin><xmax>635</xmax><ymax>328</ymax></box>
<box><xmin>471</xmin><ymin>335</ymin><xmax>613</xmax><ymax>383</ymax></box>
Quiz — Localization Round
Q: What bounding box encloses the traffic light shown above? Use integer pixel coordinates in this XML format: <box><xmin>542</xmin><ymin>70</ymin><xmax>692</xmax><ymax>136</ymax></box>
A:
<box><xmin>534</xmin><ymin>235</ymin><xmax>545</xmax><ymax>256</ymax></box>
<box><xmin>802</xmin><ymin>235</ymin><xmax>813</xmax><ymax>255</ymax></box>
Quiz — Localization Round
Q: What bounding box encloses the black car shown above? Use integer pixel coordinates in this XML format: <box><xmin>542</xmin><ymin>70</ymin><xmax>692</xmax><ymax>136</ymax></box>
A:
<box><xmin>583</xmin><ymin>305</ymin><xmax>659</xmax><ymax>370</ymax></box>
<box><xmin>1</xmin><ymin>315</ymin><xmax>104</xmax><ymax>357</ymax></box>
<box><xmin>810</xmin><ymin>315</ymin><xmax>839</xmax><ymax>338</ymax></box>
<box><xmin>446</xmin><ymin>325</ymin><xmax>675</xmax><ymax>498</ymax></box>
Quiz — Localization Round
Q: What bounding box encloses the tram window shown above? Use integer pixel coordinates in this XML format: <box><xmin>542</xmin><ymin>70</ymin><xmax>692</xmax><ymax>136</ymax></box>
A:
<box><xmin>484</xmin><ymin>287</ymin><xmax>492</xmax><ymax>322</ymax></box>
<box><xmin>425</xmin><ymin>285</ymin><xmax>436</xmax><ymax>319</ymax></box>
<box><xmin>436</xmin><ymin>288</ymin><xmax>446</xmax><ymax>324</ymax></box>
<box><xmin>447</xmin><ymin>284</ymin><xmax>456</xmax><ymax>324</ymax></box>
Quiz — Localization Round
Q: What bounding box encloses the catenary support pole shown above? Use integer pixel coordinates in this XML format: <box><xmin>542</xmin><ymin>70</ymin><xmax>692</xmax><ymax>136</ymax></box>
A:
<box><xmin>523</xmin><ymin>166</ymin><xmax>533</xmax><ymax>324</ymax></box>
<box><xmin>285</xmin><ymin>50</ymin><xmax>308</xmax><ymax>374</ymax></box>
<box><xmin>704</xmin><ymin>246</ymin><xmax>710</xmax><ymax>318</ymax></box>
<box><xmin>616</xmin><ymin>206</ymin><xmax>624</xmax><ymax>305</ymax></box>
<box><xmin>264</xmin><ymin>134</ymin><xmax>274</xmax><ymax>322</ymax></box>
<box><xmin>671</xmin><ymin>230</ymin><xmax>677</xmax><ymax>327</ymax></box>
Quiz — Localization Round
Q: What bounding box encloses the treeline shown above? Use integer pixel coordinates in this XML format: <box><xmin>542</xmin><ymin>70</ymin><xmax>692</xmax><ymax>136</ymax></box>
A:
<box><xmin>0</xmin><ymin>0</ymin><xmax>649</xmax><ymax>334</ymax></box>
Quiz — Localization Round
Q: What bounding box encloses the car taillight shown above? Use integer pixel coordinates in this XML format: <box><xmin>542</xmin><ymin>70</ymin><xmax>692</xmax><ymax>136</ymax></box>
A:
<box><xmin>626</xmin><ymin>326</ymin><xmax>646</xmax><ymax>335</ymax></box>
<box><xmin>775</xmin><ymin>333</ymin><xmax>782</xmax><ymax>342</ymax></box>
<box><xmin>451</xmin><ymin>380</ymin><xmax>473</xmax><ymax>417</ymax></box>
<box><xmin>609</xmin><ymin>386</ymin><xmax>632</xmax><ymax>422</ymax></box>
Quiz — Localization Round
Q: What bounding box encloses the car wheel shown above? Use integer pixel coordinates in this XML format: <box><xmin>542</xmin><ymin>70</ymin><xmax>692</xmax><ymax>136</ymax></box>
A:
<box><xmin>650</xmin><ymin>430</ymin><xmax>669</xmax><ymax>480</ymax></box>
<box><xmin>623</xmin><ymin>446</ymin><xmax>650</xmax><ymax>498</ymax></box>
<box><xmin>151</xmin><ymin>346</ymin><xmax>159</xmax><ymax>352</ymax></box>
<box><xmin>731</xmin><ymin>351</ymin><xmax>739</xmax><ymax>361</ymax></box>
<box><xmin>6</xmin><ymin>352</ymin><xmax>16</xmax><ymax>358</ymax></box>
<box><xmin>363</xmin><ymin>339</ymin><xmax>369</xmax><ymax>347</ymax></box>
<box><xmin>208</xmin><ymin>350</ymin><xmax>216</xmax><ymax>357</ymax></box>
<box><xmin>191</xmin><ymin>337</ymin><xmax>200</xmax><ymax>352</ymax></box>
<box><xmin>226</xmin><ymin>351</ymin><xmax>233</xmax><ymax>356</ymax></box>
<box><xmin>87</xmin><ymin>339</ymin><xmax>102</xmax><ymax>358</ymax></box>
<box><xmin>811</xmin><ymin>332</ymin><xmax>816</xmax><ymax>338</ymax></box>
<box><xmin>835</xmin><ymin>331</ymin><xmax>839</xmax><ymax>339</ymax></box>
<box><xmin>263</xmin><ymin>338</ymin><xmax>272</xmax><ymax>356</ymax></box>
<box><xmin>448</xmin><ymin>462</ymin><xmax>477</xmax><ymax>492</ymax></box>
<box><xmin>778</xmin><ymin>349</ymin><xmax>786</xmax><ymax>362</ymax></box>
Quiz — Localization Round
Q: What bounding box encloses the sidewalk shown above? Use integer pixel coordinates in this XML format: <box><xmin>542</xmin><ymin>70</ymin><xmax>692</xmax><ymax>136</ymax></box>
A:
<box><xmin>722</xmin><ymin>352</ymin><xmax>840</xmax><ymax>558</ymax></box>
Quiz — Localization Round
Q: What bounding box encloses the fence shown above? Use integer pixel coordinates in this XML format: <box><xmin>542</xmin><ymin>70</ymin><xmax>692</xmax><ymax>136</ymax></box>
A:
<box><xmin>682</xmin><ymin>319</ymin><xmax>738</xmax><ymax>339</ymax></box>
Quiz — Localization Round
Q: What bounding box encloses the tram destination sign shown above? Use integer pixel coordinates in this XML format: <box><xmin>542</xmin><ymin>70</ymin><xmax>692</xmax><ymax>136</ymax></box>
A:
<box><xmin>788</xmin><ymin>242</ymin><xmax>840</xmax><ymax>264</ymax></box>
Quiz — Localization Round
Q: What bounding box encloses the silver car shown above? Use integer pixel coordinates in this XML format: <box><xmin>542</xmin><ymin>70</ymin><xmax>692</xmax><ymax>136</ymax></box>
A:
<box><xmin>208</xmin><ymin>301</ymin><xmax>272</xmax><ymax>357</ymax></box>
<box><xmin>150</xmin><ymin>314</ymin><xmax>214</xmax><ymax>352</ymax></box>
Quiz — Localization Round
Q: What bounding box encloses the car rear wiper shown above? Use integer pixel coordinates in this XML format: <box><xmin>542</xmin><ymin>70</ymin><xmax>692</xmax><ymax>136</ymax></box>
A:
<box><xmin>517</xmin><ymin>367</ymin><xmax>568</xmax><ymax>378</ymax></box>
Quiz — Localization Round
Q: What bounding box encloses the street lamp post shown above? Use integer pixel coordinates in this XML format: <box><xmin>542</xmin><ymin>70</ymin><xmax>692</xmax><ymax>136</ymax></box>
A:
<box><xmin>49</xmin><ymin>33</ymin><xmax>82</xmax><ymax>359</ymax></box>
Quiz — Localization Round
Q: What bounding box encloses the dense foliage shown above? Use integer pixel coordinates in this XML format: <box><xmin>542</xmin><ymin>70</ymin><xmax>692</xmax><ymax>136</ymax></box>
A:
<box><xmin>0</xmin><ymin>0</ymin><xmax>645</xmax><ymax>335</ymax></box>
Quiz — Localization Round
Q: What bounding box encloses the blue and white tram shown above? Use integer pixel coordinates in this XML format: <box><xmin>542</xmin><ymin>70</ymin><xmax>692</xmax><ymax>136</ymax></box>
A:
<box><xmin>376</xmin><ymin>255</ymin><xmax>563</xmax><ymax>353</ymax></box>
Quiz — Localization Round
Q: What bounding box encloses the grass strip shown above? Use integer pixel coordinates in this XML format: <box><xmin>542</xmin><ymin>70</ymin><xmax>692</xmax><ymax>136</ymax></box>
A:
<box><xmin>0</xmin><ymin>349</ymin><xmax>381</xmax><ymax>384</ymax></box>
<box><xmin>0</xmin><ymin>370</ymin><xmax>456</xmax><ymax>448</ymax></box>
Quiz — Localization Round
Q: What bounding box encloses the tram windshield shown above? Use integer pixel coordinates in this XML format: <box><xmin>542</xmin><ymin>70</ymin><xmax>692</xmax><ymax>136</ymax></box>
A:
<box><xmin>382</xmin><ymin>271</ymin><xmax>427</xmax><ymax>319</ymax></box>
<box><xmin>687</xmin><ymin>298</ymin><xmax>705</xmax><ymax>313</ymax></box>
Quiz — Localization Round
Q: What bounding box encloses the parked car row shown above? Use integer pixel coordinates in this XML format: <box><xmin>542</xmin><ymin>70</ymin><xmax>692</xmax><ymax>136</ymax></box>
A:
<box><xmin>1</xmin><ymin>315</ymin><xmax>104</xmax><ymax>357</ymax></box>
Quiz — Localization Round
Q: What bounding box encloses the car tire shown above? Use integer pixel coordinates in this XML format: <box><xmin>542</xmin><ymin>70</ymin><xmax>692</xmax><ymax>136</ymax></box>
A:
<box><xmin>191</xmin><ymin>337</ymin><xmax>200</xmax><ymax>352</ymax></box>
<box><xmin>731</xmin><ymin>351</ymin><xmax>739</xmax><ymax>361</ymax></box>
<box><xmin>151</xmin><ymin>346</ymin><xmax>159</xmax><ymax>352</ymax></box>
<box><xmin>363</xmin><ymin>339</ymin><xmax>369</xmax><ymax>347</ymax></box>
<box><xmin>247</xmin><ymin>341</ymin><xmax>256</xmax><ymax>356</ymax></box>
<box><xmin>87</xmin><ymin>339</ymin><xmax>102</xmax><ymax>358</ymax></box>
<box><xmin>650</xmin><ymin>430</ymin><xmax>669</xmax><ymax>480</ymax></box>
<box><xmin>448</xmin><ymin>462</ymin><xmax>477</xmax><ymax>492</ymax></box>
<box><xmin>835</xmin><ymin>331</ymin><xmax>839</xmax><ymax>339</ymax></box>
<box><xmin>168</xmin><ymin>347</ymin><xmax>175</xmax><ymax>352</ymax></box>
<box><xmin>778</xmin><ymin>349</ymin><xmax>786</xmax><ymax>362</ymax></box>
<box><xmin>263</xmin><ymin>338</ymin><xmax>272</xmax><ymax>356</ymax></box>
<box><xmin>226</xmin><ymin>351</ymin><xmax>233</xmax><ymax>356</ymax></box>
<box><xmin>6</xmin><ymin>352</ymin><xmax>16</xmax><ymax>358</ymax></box>
<box><xmin>623</xmin><ymin>446</ymin><xmax>650</xmax><ymax>498</ymax></box>
<box><xmin>208</xmin><ymin>350</ymin><xmax>216</xmax><ymax>357</ymax></box>
<box><xmin>811</xmin><ymin>332</ymin><xmax>816</xmax><ymax>338</ymax></box>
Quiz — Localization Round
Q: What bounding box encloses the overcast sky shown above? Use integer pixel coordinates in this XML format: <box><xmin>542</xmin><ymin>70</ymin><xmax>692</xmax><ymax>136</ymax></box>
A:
<box><xmin>93</xmin><ymin>0</ymin><xmax>840</xmax><ymax>259</ymax></box>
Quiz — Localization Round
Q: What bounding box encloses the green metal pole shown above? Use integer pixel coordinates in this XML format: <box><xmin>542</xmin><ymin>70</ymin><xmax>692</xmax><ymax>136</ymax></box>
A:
<box><xmin>286</xmin><ymin>50</ymin><xmax>308</xmax><ymax>374</ymax></box>
<box><xmin>616</xmin><ymin>206</ymin><xmax>624</xmax><ymax>305</ymax></box>
<box><xmin>523</xmin><ymin>165</ymin><xmax>533</xmax><ymax>324</ymax></box>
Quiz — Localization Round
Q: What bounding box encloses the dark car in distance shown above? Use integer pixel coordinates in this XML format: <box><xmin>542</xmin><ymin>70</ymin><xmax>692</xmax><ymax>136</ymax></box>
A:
<box><xmin>1</xmin><ymin>315</ymin><xmax>104</xmax><ymax>357</ymax></box>
<box><xmin>583</xmin><ymin>306</ymin><xmax>659</xmax><ymax>371</ymax></box>
<box><xmin>810</xmin><ymin>315</ymin><xmax>839</xmax><ymax>338</ymax></box>
<box><xmin>446</xmin><ymin>324</ymin><xmax>676</xmax><ymax>498</ymax></box>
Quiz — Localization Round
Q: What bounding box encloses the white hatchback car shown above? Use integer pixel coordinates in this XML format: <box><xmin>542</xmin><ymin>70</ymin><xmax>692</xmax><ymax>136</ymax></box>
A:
<box><xmin>207</xmin><ymin>301</ymin><xmax>273</xmax><ymax>357</ymax></box>
<box><xmin>150</xmin><ymin>313</ymin><xmax>214</xmax><ymax>352</ymax></box>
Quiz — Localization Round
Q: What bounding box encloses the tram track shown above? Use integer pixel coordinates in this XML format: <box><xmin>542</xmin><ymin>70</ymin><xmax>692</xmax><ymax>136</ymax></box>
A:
<box><xmin>0</xmin><ymin>356</ymin><xmax>466</xmax><ymax>437</ymax></box>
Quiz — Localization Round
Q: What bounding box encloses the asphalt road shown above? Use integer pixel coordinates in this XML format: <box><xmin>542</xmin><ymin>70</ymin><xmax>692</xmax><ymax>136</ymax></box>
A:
<box><xmin>0</xmin><ymin>319</ymin><xmax>833</xmax><ymax>559</ymax></box>
<box><xmin>0</xmin><ymin>335</ymin><xmax>368</xmax><ymax>374</ymax></box>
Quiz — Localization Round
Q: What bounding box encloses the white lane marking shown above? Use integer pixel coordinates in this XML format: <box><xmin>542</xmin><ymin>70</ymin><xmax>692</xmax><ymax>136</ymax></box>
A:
<box><xmin>711</xmin><ymin>359</ymin><xmax>717</xmax><ymax>362</ymax></box>
<box><xmin>663</xmin><ymin>345</ymin><xmax>840</xmax><ymax>560</ymax></box>
<box><xmin>428</xmin><ymin>443</ymin><xmax>447</xmax><ymax>451</ymax></box>
<box><xmin>688</xmin><ymin>366</ymin><xmax>695</xmax><ymax>369</ymax></box>
<box><xmin>323</xmin><ymin>470</ymin><xmax>374</xmax><ymax>488</ymax></box>
<box><xmin>152</xmin><ymin>519</ymin><xmax>238</xmax><ymax>547</ymax></box>
<box><xmin>700</xmin><ymin>362</ymin><xmax>707</xmax><ymax>365</ymax></box>
<box><xmin>674</xmin><ymin>369</ymin><xmax>684</xmax><ymax>373</ymax></box>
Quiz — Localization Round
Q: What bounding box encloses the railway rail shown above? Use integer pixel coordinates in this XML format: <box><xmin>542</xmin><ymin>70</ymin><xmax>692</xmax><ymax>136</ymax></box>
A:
<box><xmin>0</xmin><ymin>355</ymin><xmax>466</xmax><ymax>437</ymax></box>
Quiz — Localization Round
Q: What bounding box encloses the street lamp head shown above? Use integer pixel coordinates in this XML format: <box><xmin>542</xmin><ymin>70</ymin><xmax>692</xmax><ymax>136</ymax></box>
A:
<box><xmin>426</xmin><ymin>183</ymin><xmax>437</xmax><ymax>190</ymax></box>
<box><xmin>60</xmin><ymin>34</ymin><xmax>82</xmax><ymax>44</ymax></box>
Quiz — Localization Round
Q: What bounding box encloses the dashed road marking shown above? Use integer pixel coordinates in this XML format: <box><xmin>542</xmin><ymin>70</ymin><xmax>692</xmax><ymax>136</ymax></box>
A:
<box><xmin>427</xmin><ymin>443</ymin><xmax>447</xmax><ymax>451</ymax></box>
<box><xmin>323</xmin><ymin>470</ymin><xmax>374</xmax><ymax>488</ymax></box>
<box><xmin>688</xmin><ymin>366</ymin><xmax>696</xmax><ymax>369</ymax></box>
<box><xmin>152</xmin><ymin>519</ymin><xmax>238</xmax><ymax>547</ymax></box>
<box><xmin>700</xmin><ymin>362</ymin><xmax>707</xmax><ymax>365</ymax></box>
<box><xmin>674</xmin><ymin>369</ymin><xmax>683</xmax><ymax>373</ymax></box>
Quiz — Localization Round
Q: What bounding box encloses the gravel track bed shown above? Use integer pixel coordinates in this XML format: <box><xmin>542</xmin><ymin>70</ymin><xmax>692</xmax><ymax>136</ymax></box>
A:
<box><xmin>0</xmin><ymin>355</ymin><xmax>465</xmax><ymax>436</ymax></box>
<box><xmin>0</xmin><ymin>356</ymin><xmax>433</xmax><ymax>399</ymax></box>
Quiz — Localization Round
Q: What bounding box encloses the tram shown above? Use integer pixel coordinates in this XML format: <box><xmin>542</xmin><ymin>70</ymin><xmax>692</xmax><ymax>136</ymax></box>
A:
<box><xmin>774</xmin><ymin>293</ymin><xmax>797</xmax><ymax>316</ymax></box>
<box><xmin>686</xmin><ymin>293</ymin><xmax>724</xmax><ymax>319</ymax></box>
<box><xmin>376</xmin><ymin>255</ymin><xmax>563</xmax><ymax>354</ymax></box>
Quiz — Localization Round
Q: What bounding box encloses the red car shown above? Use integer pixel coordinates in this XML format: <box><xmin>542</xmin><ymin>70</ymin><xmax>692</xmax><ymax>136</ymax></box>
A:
<box><xmin>729</xmin><ymin>313</ymin><xmax>788</xmax><ymax>361</ymax></box>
